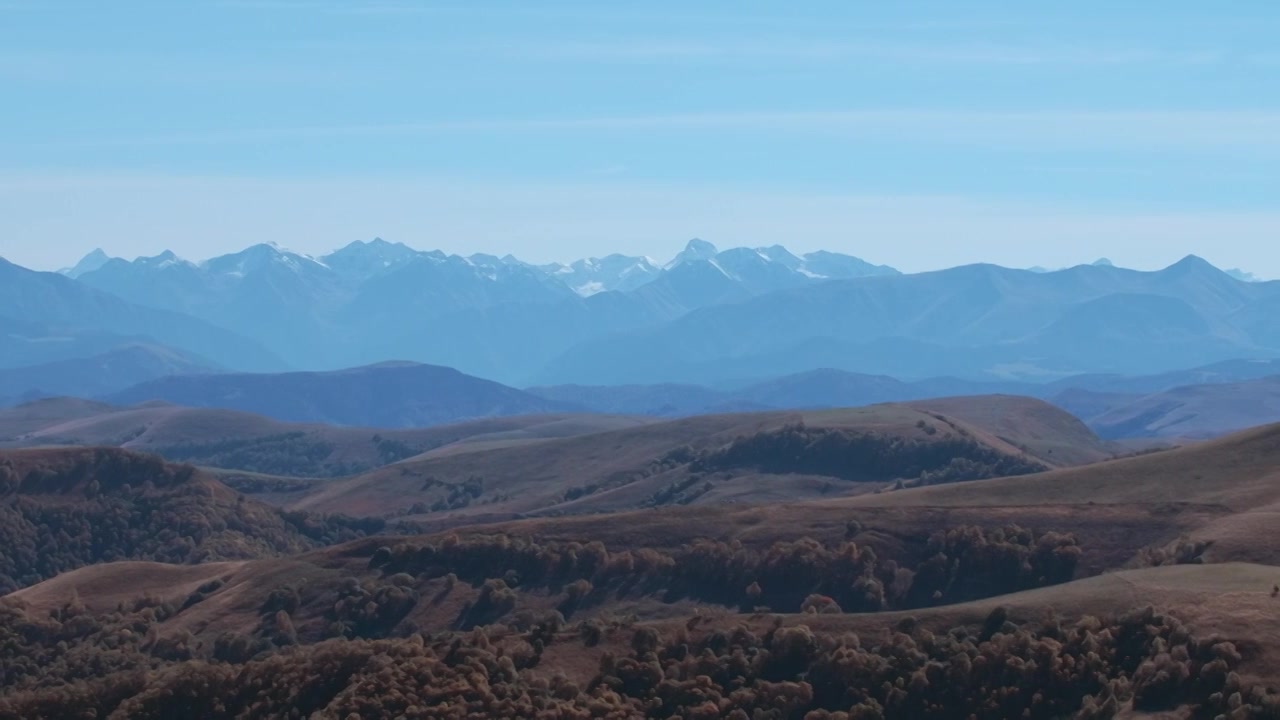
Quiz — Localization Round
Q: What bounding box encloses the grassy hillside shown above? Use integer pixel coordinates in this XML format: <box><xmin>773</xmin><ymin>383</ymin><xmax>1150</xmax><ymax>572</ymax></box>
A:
<box><xmin>289</xmin><ymin>398</ymin><xmax>1085</xmax><ymax>523</ymax></box>
<box><xmin>3</xmin><ymin>403</ymin><xmax>1278</xmax><ymax>718</ymax></box>
<box><xmin>0</xmin><ymin>399</ymin><xmax>650</xmax><ymax>477</ymax></box>
<box><xmin>847</xmin><ymin>421</ymin><xmax>1280</xmax><ymax>510</ymax></box>
<box><xmin>105</xmin><ymin>361</ymin><xmax>583</xmax><ymax>428</ymax></box>
<box><xmin>0</xmin><ymin>417</ymin><xmax>1278</xmax><ymax>717</ymax></box>
<box><xmin>905</xmin><ymin>394</ymin><xmax>1114</xmax><ymax>467</ymax></box>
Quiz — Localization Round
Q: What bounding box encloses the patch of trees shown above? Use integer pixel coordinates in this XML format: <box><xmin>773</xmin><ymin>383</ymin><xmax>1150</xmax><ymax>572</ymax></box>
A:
<box><xmin>154</xmin><ymin>432</ymin><xmax>346</xmax><ymax>477</ymax></box>
<box><xmin>682</xmin><ymin>423</ymin><xmax>1049</xmax><ymax>486</ymax></box>
<box><xmin>217</xmin><ymin>473</ymin><xmax>318</xmax><ymax>495</ymax></box>
<box><xmin>1130</xmin><ymin>535</ymin><xmax>1214</xmax><ymax>568</ymax></box>
<box><xmin>3</xmin><ymin>589</ymin><xmax>1277</xmax><ymax>719</ymax></box>
<box><xmin>374</xmin><ymin>524</ymin><xmax>1081</xmax><ymax>618</ymax></box>
<box><xmin>373</xmin><ymin>434</ymin><xmax>420</xmax><ymax>464</ymax></box>
<box><xmin>0</xmin><ymin>449</ymin><xmax>388</xmax><ymax>593</ymax></box>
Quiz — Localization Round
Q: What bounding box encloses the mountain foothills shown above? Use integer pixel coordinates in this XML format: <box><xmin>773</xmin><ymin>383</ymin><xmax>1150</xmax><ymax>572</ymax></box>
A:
<box><xmin>4</xmin><ymin>412</ymin><xmax>1280</xmax><ymax>716</ymax></box>
<box><xmin>0</xmin><ymin>397</ymin><xmax>650</xmax><ymax>478</ymax></box>
<box><xmin>6</xmin><ymin>241</ymin><xmax>1280</xmax><ymax>717</ymax></box>
<box><xmin>16</xmin><ymin>240</ymin><xmax>1272</xmax><ymax>389</ymax></box>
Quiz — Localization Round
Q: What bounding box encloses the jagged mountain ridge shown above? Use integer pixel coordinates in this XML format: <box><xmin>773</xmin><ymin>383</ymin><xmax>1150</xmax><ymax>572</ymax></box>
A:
<box><xmin>0</xmin><ymin>258</ymin><xmax>284</xmax><ymax>373</ymax></box>
<box><xmin>31</xmin><ymin>244</ymin><xmax>1280</xmax><ymax>389</ymax></box>
<box><xmin>536</xmin><ymin>255</ymin><xmax>1280</xmax><ymax>385</ymax></box>
<box><xmin>67</xmin><ymin>238</ymin><xmax>897</xmax><ymax>379</ymax></box>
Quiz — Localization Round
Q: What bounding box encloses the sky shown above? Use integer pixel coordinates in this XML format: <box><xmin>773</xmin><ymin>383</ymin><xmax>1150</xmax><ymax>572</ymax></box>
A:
<box><xmin>2</xmin><ymin>1</ymin><xmax>1279</xmax><ymax>276</ymax></box>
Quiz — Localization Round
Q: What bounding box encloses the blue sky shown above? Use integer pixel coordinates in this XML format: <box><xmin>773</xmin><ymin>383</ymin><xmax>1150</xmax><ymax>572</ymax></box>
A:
<box><xmin>2</xmin><ymin>1</ymin><xmax>1279</xmax><ymax>275</ymax></box>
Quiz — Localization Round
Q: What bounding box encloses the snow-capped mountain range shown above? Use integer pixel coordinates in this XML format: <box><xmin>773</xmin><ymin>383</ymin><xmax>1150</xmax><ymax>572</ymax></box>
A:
<box><xmin>65</xmin><ymin>237</ymin><xmax>899</xmax><ymax>298</ymax></box>
<box><xmin>12</xmin><ymin>240</ymin><xmax>1279</xmax><ymax>391</ymax></box>
<box><xmin>51</xmin><ymin>238</ymin><xmax>898</xmax><ymax>379</ymax></box>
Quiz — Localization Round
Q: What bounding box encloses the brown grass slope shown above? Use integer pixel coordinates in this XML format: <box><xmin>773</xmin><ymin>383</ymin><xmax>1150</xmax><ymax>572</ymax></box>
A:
<box><xmin>4</xmin><ymin>419</ymin><xmax>1279</xmax><ymax>716</ymax></box>
<box><xmin>0</xmin><ymin>397</ymin><xmax>116</xmax><ymax>438</ymax></box>
<box><xmin>905</xmin><ymin>394</ymin><xmax>1115</xmax><ymax>466</ymax></box>
<box><xmin>289</xmin><ymin>397</ymin><xmax>1092</xmax><ymax>523</ymax></box>
<box><xmin>843</xmin><ymin>421</ymin><xmax>1280</xmax><ymax>568</ymax></box>
<box><xmin>0</xmin><ymin>399</ymin><xmax>650</xmax><ymax>478</ymax></box>
<box><xmin>847</xmin><ymin>420</ymin><xmax>1280</xmax><ymax>510</ymax></box>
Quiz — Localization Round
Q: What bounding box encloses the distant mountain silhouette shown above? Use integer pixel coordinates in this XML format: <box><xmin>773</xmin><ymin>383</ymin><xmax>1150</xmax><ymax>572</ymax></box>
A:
<box><xmin>21</xmin><ymin>245</ymin><xmax>1280</xmax><ymax>388</ymax></box>
<box><xmin>58</xmin><ymin>248</ymin><xmax>114</xmax><ymax>278</ymax></box>
<box><xmin>0</xmin><ymin>345</ymin><xmax>216</xmax><ymax>406</ymax></box>
<box><xmin>1086</xmin><ymin>375</ymin><xmax>1280</xmax><ymax>440</ymax></box>
<box><xmin>533</xmin><ymin>359</ymin><xmax>1280</xmax><ymax>442</ymax></box>
<box><xmin>68</xmin><ymin>239</ymin><xmax>897</xmax><ymax>381</ymax></box>
<box><xmin>541</xmin><ymin>254</ymin><xmax>662</xmax><ymax>296</ymax></box>
<box><xmin>538</xmin><ymin>256</ymin><xmax>1280</xmax><ymax>385</ymax></box>
<box><xmin>0</xmin><ymin>258</ymin><xmax>284</xmax><ymax>373</ymax></box>
<box><xmin>105</xmin><ymin>362</ymin><xmax>581</xmax><ymax>427</ymax></box>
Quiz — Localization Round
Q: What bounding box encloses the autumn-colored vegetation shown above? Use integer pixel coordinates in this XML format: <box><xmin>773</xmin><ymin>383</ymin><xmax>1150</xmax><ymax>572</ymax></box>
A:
<box><xmin>0</xmin><ymin>448</ymin><xmax>386</xmax><ymax>593</ymax></box>
<box><xmin>375</xmin><ymin>525</ymin><xmax>1080</xmax><ymax>619</ymax></box>
<box><xmin>3</xmin><ymin>587</ymin><xmax>1277</xmax><ymax>719</ymax></box>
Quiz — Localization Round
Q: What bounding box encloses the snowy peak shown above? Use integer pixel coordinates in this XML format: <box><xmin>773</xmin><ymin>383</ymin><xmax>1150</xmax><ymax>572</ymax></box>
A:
<box><xmin>203</xmin><ymin>242</ymin><xmax>328</xmax><ymax>277</ymax></box>
<box><xmin>665</xmin><ymin>238</ymin><xmax>720</xmax><ymax>269</ymax></box>
<box><xmin>135</xmin><ymin>250</ymin><xmax>192</xmax><ymax>270</ymax></box>
<box><xmin>1161</xmin><ymin>254</ymin><xmax>1226</xmax><ymax>279</ymax></box>
<box><xmin>799</xmin><ymin>250</ymin><xmax>899</xmax><ymax>280</ymax></box>
<box><xmin>758</xmin><ymin>244</ymin><xmax>803</xmax><ymax>270</ymax></box>
<box><xmin>322</xmin><ymin>237</ymin><xmax>426</xmax><ymax>283</ymax></box>
<box><xmin>549</xmin><ymin>241</ymin><xmax>898</xmax><ymax>298</ymax></box>
<box><xmin>61</xmin><ymin>248</ymin><xmax>114</xmax><ymax>278</ymax></box>
<box><xmin>550</xmin><ymin>254</ymin><xmax>662</xmax><ymax>296</ymax></box>
<box><xmin>654</xmin><ymin>243</ymin><xmax>898</xmax><ymax>295</ymax></box>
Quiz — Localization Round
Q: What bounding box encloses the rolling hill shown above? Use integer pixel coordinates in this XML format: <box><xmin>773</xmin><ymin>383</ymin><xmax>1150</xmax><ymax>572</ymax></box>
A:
<box><xmin>0</xmin><ymin>398</ymin><xmax>650</xmax><ymax>479</ymax></box>
<box><xmin>0</xmin><ymin>344</ymin><xmax>217</xmax><ymax>407</ymax></box>
<box><xmin>104</xmin><ymin>361</ymin><xmax>582</xmax><ymax>428</ymax></box>
<box><xmin>531</xmin><ymin>357</ymin><xmax>1280</xmax><ymax>443</ymax></box>
<box><xmin>1080</xmin><ymin>375</ymin><xmax>1280</xmax><ymax>440</ymax></box>
<box><xmin>286</xmin><ymin>396</ymin><xmax>1108</xmax><ymax>523</ymax></box>
<box><xmin>3</xmin><ymin>414</ymin><xmax>1280</xmax><ymax>717</ymax></box>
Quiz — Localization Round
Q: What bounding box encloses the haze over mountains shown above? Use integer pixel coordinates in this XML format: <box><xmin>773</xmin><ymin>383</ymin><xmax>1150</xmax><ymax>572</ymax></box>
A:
<box><xmin>4</xmin><ymin>240</ymin><xmax>1272</xmax><ymax>391</ymax></box>
<box><xmin>5</xmin><ymin>241</ymin><xmax>1280</xmax><ymax>439</ymax></box>
<box><xmin>104</xmin><ymin>362</ymin><xmax>577</xmax><ymax>428</ymax></box>
<box><xmin>0</xmin><ymin>257</ymin><xmax>282</xmax><ymax>373</ymax></box>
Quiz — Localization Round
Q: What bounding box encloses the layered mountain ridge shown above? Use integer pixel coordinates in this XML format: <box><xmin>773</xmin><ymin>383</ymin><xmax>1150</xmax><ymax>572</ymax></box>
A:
<box><xmin>13</xmin><ymin>242</ymin><xmax>1279</xmax><ymax>391</ymax></box>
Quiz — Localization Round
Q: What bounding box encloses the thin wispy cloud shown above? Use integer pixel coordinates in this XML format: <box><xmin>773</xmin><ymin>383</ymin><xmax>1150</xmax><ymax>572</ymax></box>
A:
<box><xmin>214</xmin><ymin>0</ymin><xmax>454</xmax><ymax>14</ymax></box>
<box><xmin>508</xmin><ymin>40</ymin><xmax>1226</xmax><ymax>67</ymax></box>
<box><xmin>20</xmin><ymin>110</ymin><xmax>1280</xmax><ymax>150</ymax></box>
